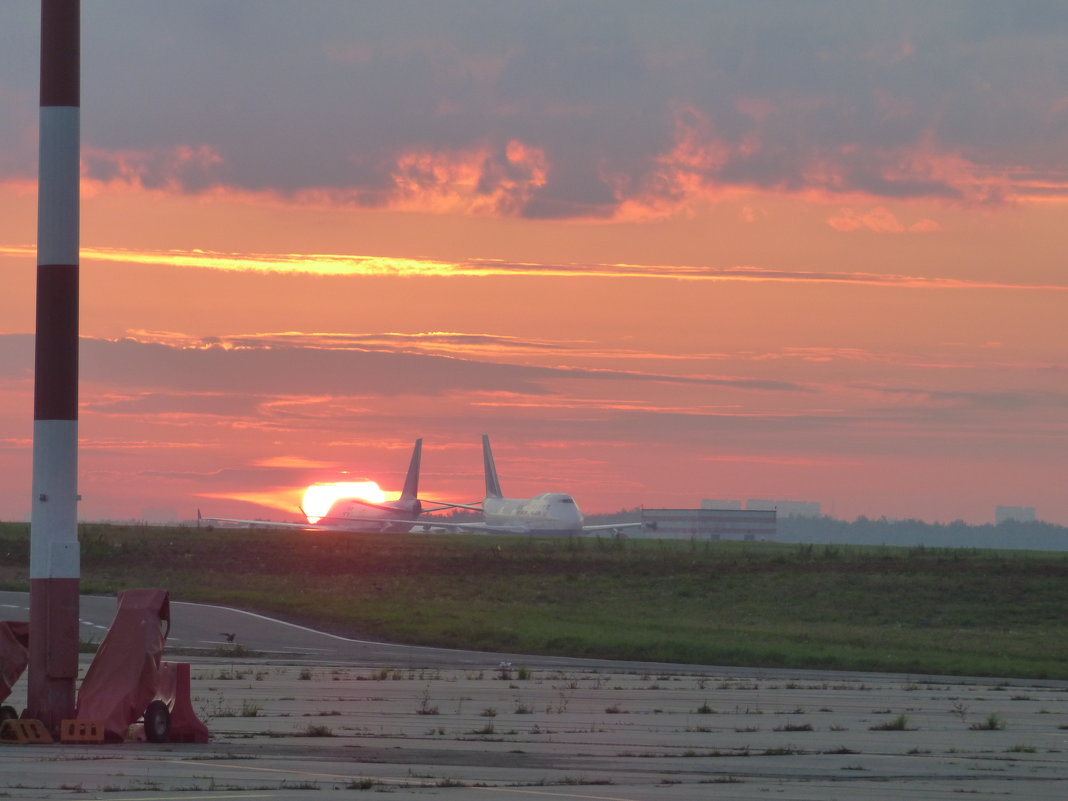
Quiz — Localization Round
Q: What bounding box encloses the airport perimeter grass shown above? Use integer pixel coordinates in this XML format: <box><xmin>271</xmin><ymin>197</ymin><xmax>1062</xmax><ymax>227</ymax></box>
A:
<box><xmin>1</xmin><ymin>523</ymin><xmax>1067</xmax><ymax>679</ymax></box>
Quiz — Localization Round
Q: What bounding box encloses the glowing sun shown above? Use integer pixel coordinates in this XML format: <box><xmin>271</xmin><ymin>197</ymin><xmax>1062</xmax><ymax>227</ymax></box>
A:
<box><xmin>302</xmin><ymin>481</ymin><xmax>387</xmax><ymax>523</ymax></box>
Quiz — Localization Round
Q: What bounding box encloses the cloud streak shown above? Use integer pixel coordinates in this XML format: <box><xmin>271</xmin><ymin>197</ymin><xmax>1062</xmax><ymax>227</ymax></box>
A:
<box><xmin>3</xmin><ymin>245</ymin><xmax>1063</xmax><ymax>291</ymax></box>
<box><xmin>0</xmin><ymin>334</ymin><xmax>808</xmax><ymax>399</ymax></box>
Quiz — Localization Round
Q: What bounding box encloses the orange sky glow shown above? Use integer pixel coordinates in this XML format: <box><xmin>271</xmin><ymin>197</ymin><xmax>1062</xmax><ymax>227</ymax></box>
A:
<box><xmin>1</xmin><ymin>4</ymin><xmax>1066</xmax><ymax>526</ymax></box>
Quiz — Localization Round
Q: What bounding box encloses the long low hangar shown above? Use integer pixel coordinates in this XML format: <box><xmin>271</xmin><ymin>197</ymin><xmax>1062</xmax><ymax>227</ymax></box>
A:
<box><xmin>640</xmin><ymin>508</ymin><xmax>777</xmax><ymax>541</ymax></box>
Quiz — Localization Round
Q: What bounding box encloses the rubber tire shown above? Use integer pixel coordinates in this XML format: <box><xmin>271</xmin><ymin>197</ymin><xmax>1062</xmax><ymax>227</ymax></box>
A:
<box><xmin>143</xmin><ymin>699</ymin><xmax>171</xmax><ymax>743</ymax></box>
<box><xmin>0</xmin><ymin>705</ymin><xmax>16</xmax><ymax>722</ymax></box>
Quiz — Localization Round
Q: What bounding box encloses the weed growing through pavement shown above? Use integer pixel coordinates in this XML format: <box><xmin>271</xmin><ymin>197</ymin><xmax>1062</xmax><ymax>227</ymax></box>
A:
<box><xmin>870</xmin><ymin>713</ymin><xmax>913</xmax><ymax>731</ymax></box>
<box><xmin>558</xmin><ymin>776</ymin><xmax>614</xmax><ymax>786</ymax></box>
<box><xmin>763</xmin><ymin>746</ymin><xmax>801</xmax><ymax>756</ymax></box>
<box><xmin>970</xmin><ymin>713</ymin><xmax>1006</xmax><ymax>730</ymax></box>
<box><xmin>548</xmin><ymin>692</ymin><xmax>570</xmax><ymax>714</ymax></box>
<box><xmin>196</xmin><ymin>693</ymin><xmax>235</xmax><ymax>720</ymax></box>
<box><xmin>951</xmin><ymin>701</ymin><xmax>969</xmax><ymax>725</ymax></box>
<box><xmin>417</xmin><ymin>684</ymin><xmax>439</xmax><ymax>715</ymax></box>
<box><xmin>347</xmin><ymin>778</ymin><xmax>378</xmax><ymax>790</ymax></box>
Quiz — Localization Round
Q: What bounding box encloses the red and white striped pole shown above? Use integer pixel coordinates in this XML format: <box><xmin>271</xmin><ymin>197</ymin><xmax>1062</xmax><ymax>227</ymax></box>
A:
<box><xmin>27</xmin><ymin>0</ymin><xmax>80</xmax><ymax>730</ymax></box>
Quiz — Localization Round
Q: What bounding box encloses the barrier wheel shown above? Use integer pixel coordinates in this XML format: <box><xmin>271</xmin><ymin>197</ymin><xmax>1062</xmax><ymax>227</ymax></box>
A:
<box><xmin>0</xmin><ymin>705</ymin><xmax>16</xmax><ymax>722</ymax></box>
<box><xmin>144</xmin><ymin>700</ymin><xmax>171</xmax><ymax>743</ymax></box>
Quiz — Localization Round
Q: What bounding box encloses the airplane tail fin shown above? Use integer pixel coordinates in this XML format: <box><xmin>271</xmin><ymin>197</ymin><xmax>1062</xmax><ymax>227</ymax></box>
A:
<box><xmin>400</xmin><ymin>438</ymin><xmax>422</xmax><ymax>500</ymax></box>
<box><xmin>482</xmin><ymin>434</ymin><xmax>503</xmax><ymax>498</ymax></box>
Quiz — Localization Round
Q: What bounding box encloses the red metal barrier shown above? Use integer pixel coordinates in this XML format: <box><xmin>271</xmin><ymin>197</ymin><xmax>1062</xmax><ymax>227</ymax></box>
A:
<box><xmin>75</xmin><ymin>589</ymin><xmax>171</xmax><ymax>742</ymax></box>
<box><xmin>74</xmin><ymin>590</ymin><xmax>209</xmax><ymax>743</ymax></box>
<box><xmin>140</xmin><ymin>661</ymin><xmax>209</xmax><ymax>743</ymax></box>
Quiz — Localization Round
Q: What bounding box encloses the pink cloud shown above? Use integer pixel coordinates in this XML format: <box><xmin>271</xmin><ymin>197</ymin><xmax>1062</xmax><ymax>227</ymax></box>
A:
<box><xmin>386</xmin><ymin>139</ymin><xmax>547</xmax><ymax>216</ymax></box>
<box><xmin>82</xmin><ymin>144</ymin><xmax>224</xmax><ymax>196</ymax></box>
<box><xmin>827</xmin><ymin>206</ymin><xmax>940</xmax><ymax>233</ymax></box>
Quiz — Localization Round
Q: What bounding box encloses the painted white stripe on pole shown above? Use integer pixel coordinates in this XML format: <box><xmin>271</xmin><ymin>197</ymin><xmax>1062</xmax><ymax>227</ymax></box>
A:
<box><xmin>37</xmin><ymin>106</ymin><xmax>80</xmax><ymax>266</ymax></box>
<box><xmin>30</xmin><ymin>419</ymin><xmax>79</xmax><ymax>579</ymax></box>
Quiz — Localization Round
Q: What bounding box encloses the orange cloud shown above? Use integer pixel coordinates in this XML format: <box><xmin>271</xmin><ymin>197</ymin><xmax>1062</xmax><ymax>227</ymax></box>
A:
<box><xmin>611</xmin><ymin>104</ymin><xmax>736</xmax><ymax>221</ymax></box>
<box><xmin>605</xmin><ymin>108</ymin><xmax>1043</xmax><ymax>222</ymax></box>
<box><xmin>254</xmin><ymin>456</ymin><xmax>339</xmax><ymax>469</ymax></box>
<box><xmin>469</xmin><ymin>396</ymin><xmax>814</xmax><ymax>418</ymax></box>
<box><xmin>698</xmin><ymin>453</ymin><xmax>864</xmax><ymax>466</ymax></box>
<box><xmin>79</xmin><ymin>438</ymin><xmax>214</xmax><ymax>451</ymax></box>
<box><xmin>995</xmin><ymin>169</ymin><xmax>1068</xmax><ymax>203</ymax></box>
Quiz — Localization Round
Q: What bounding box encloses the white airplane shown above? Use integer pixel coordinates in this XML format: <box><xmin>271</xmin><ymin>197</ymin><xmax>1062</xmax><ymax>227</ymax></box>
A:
<box><xmin>423</xmin><ymin>435</ymin><xmax>643</xmax><ymax>536</ymax></box>
<box><xmin>199</xmin><ymin>439</ymin><xmax>455</xmax><ymax>533</ymax></box>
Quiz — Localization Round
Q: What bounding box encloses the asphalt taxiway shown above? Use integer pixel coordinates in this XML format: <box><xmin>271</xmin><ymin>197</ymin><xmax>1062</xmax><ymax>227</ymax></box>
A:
<box><xmin>1</xmin><ymin>591</ymin><xmax>1067</xmax><ymax>799</ymax></box>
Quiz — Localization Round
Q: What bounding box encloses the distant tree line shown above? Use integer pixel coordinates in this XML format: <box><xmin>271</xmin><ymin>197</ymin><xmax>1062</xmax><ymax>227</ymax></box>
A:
<box><xmin>775</xmin><ymin>515</ymin><xmax>1068</xmax><ymax>551</ymax></box>
<box><xmin>582</xmin><ymin>508</ymin><xmax>1068</xmax><ymax>551</ymax></box>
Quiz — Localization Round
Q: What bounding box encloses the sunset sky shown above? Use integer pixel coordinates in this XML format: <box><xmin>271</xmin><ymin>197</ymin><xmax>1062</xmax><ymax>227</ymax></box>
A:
<box><xmin>1</xmin><ymin>2</ymin><xmax>1066</xmax><ymax>525</ymax></box>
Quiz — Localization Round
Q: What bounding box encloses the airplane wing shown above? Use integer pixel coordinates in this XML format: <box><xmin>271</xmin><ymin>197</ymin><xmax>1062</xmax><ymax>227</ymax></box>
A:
<box><xmin>581</xmin><ymin>522</ymin><xmax>645</xmax><ymax>533</ymax></box>
<box><xmin>199</xmin><ymin>509</ymin><xmax>530</xmax><ymax>535</ymax></box>
<box><xmin>200</xmin><ymin>510</ymin><xmax>439</xmax><ymax>533</ymax></box>
<box><xmin>310</xmin><ymin>516</ymin><xmax>530</xmax><ymax>534</ymax></box>
<box><xmin>414</xmin><ymin>519</ymin><xmax>532</xmax><ymax>535</ymax></box>
<box><xmin>423</xmin><ymin>520</ymin><xmax>642</xmax><ymax>535</ymax></box>
<box><xmin>197</xmin><ymin>511</ymin><xmax>312</xmax><ymax>530</ymax></box>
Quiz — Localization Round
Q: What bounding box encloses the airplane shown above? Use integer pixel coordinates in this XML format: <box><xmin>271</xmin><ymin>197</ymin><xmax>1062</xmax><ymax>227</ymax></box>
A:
<box><xmin>421</xmin><ymin>435</ymin><xmax>644</xmax><ymax>536</ymax></box>
<box><xmin>198</xmin><ymin>438</ymin><xmax>456</xmax><ymax>533</ymax></box>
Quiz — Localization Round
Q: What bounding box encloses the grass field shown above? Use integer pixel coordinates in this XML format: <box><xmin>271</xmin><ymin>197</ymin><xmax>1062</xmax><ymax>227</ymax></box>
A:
<box><xmin>1</xmin><ymin>522</ymin><xmax>1066</xmax><ymax>679</ymax></box>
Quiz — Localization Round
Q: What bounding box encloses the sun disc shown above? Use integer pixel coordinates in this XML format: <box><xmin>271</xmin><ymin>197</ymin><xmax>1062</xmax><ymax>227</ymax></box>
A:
<box><xmin>302</xmin><ymin>481</ymin><xmax>386</xmax><ymax>523</ymax></box>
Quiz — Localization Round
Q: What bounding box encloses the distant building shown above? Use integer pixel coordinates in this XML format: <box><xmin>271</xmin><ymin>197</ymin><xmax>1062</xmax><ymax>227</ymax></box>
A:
<box><xmin>700</xmin><ymin>499</ymin><xmax>742</xmax><ymax>510</ymax></box>
<box><xmin>996</xmin><ymin>506</ymin><xmax>1036</xmax><ymax>524</ymax></box>
<box><xmin>746</xmin><ymin>499</ymin><xmax>821</xmax><ymax>518</ymax></box>
<box><xmin>640</xmin><ymin>508</ymin><xmax>776</xmax><ymax>541</ymax></box>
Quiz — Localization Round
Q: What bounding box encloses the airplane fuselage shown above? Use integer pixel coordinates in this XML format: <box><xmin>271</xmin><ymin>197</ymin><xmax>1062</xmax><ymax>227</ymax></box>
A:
<box><xmin>317</xmin><ymin>498</ymin><xmax>423</xmax><ymax>533</ymax></box>
<box><xmin>482</xmin><ymin>492</ymin><xmax>584</xmax><ymax>536</ymax></box>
